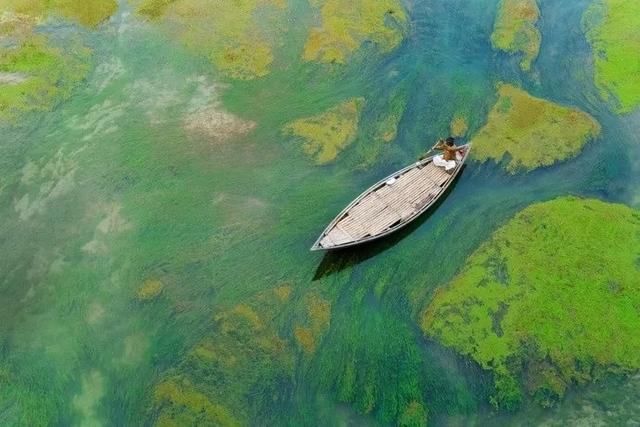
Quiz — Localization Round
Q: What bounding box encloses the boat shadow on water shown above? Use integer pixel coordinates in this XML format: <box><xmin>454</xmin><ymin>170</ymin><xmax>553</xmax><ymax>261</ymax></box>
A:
<box><xmin>312</xmin><ymin>167</ymin><xmax>465</xmax><ymax>281</ymax></box>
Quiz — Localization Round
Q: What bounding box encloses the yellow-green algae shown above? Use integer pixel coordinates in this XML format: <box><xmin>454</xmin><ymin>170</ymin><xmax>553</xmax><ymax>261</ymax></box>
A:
<box><xmin>134</xmin><ymin>0</ymin><xmax>287</xmax><ymax>80</ymax></box>
<box><xmin>450</xmin><ymin>115</ymin><xmax>469</xmax><ymax>137</ymax></box>
<box><xmin>471</xmin><ymin>84</ymin><xmax>600</xmax><ymax>173</ymax></box>
<box><xmin>303</xmin><ymin>0</ymin><xmax>407</xmax><ymax>64</ymax></box>
<box><xmin>283</xmin><ymin>98</ymin><xmax>364</xmax><ymax>164</ymax></box>
<box><xmin>374</xmin><ymin>94</ymin><xmax>406</xmax><ymax>143</ymax></box>
<box><xmin>491</xmin><ymin>0</ymin><xmax>541</xmax><ymax>71</ymax></box>
<box><xmin>150</xmin><ymin>287</ymin><xmax>294</xmax><ymax>425</ymax></box>
<box><xmin>4</xmin><ymin>0</ymin><xmax>117</xmax><ymax>28</ymax></box>
<box><xmin>293</xmin><ymin>293</ymin><xmax>331</xmax><ymax>353</ymax></box>
<box><xmin>421</xmin><ymin>197</ymin><xmax>640</xmax><ymax>409</ymax></box>
<box><xmin>0</xmin><ymin>13</ymin><xmax>91</xmax><ymax>121</ymax></box>
<box><xmin>348</xmin><ymin>92</ymin><xmax>407</xmax><ymax>169</ymax></box>
<box><xmin>136</xmin><ymin>279</ymin><xmax>164</xmax><ymax>300</ymax></box>
<box><xmin>582</xmin><ymin>0</ymin><xmax>640</xmax><ymax>114</ymax></box>
<box><xmin>154</xmin><ymin>380</ymin><xmax>240</xmax><ymax>427</ymax></box>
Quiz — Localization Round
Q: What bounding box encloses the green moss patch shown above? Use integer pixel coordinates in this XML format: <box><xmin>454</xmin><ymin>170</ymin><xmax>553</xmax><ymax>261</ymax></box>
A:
<box><xmin>283</xmin><ymin>98</ymin><xmax>364</xmax><ymax>164</ymax></box>
<box><xmin>421</xmin><ymin>197</ymin><xmax>640</xmax><ymax>409</ymax></box>
<box><xmin>303</xmin><ymin>0</ymin><xmax>407</xmax><ymax>64</ymax></box>
<box><xmin>135</xmin><ymin>0</ymin><xmax>288</xmax><ymax>80</ymax></box>
<box><xmin>471</xmin><ymin>84</ymin><xmax>600</xmax><ymax>173</ymax></box>
<box><xmin>582</xmin><ymin>0</ymin><xmax>640</xmax><ymax>114</ymax></box>
<box><xmin>450</xmin><ymin>115</ymin><xmax>469</xmax><ymax>137</ymax></box>
<box><xmin>5</xmin><ymin>0</ymin><xmax>118</xmax><ymax>28</ymax></box>
<box><xmin>136</xmin><ymin>279</ymin><xmax>164</xmax><ymax>301</ymax></box>
<box><xmin>491</xmin><ymin>0</ymin><xmax>540</xmax><ymax>71</ymax></box>
<box><xmin>0</xmin><ymin>14</ymin><xmax>91</xmax><ymax>122</ymax></box>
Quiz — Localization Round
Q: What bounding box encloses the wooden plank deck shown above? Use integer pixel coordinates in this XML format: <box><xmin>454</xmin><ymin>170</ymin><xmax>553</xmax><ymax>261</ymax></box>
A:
<box><xmin>319</xmin><ymin>162</ymin><xmax>451</xmax><ymax>247</ymax></box>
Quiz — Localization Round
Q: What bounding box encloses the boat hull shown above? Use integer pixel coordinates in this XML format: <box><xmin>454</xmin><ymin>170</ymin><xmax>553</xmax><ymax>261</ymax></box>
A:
<box><xmin>311</xmin><ymin>145</ymin><xmax>471</xmax><ymax>251</ymax></box>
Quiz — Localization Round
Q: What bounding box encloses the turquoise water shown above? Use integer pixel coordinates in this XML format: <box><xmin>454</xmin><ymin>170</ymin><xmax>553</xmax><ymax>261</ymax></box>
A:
<box><xmin>1</xmin><ymin>0</ymin><xmax>639</xmax><ymax>425</ymax></box>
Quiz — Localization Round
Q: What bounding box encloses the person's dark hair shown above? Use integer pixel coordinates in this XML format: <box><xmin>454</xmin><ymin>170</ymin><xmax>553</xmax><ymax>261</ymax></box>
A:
<box><xmin>445</xmin><ymin>137</ymin><xmax>455</xmax><ymax>146</ymax></box>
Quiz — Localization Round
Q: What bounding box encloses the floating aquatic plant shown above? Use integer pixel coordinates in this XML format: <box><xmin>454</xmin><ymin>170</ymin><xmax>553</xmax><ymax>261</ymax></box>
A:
<box><xmin>0</xmin><ymin>13</ymin><xmax>91</xmax><ymax>122</ymax></box>
<box><xmin>491</xmin><ymin>0</ymin><xmax>541</xmax><ymax>72</ymax></box>
<box><xmin>470</xmin><ymin>83</ymin><xmax>600</xmax><ymax>173</ymax></box>
<box><xmin>134</xmin><ymin>0</ymin><xmax>288</xmax><ymax>80</ymax></box>
<box><xmin>422</xmin><ymin>197</ymin><xmax>640</xmax><ymax>409</ymax></box>
<box><xmin>283</xmin><ymin>98</ymin><xmax>364</xmax><ymax>164</ymax></box>
<box><xmin>582</xmin><ymin>0</ymin><xmax>640</xmax><ymax>114</ymax></box>
<box><xmin>302</xmin><ymin>0</ymin><xmax>407</xmax><ymax>64</ymax></box>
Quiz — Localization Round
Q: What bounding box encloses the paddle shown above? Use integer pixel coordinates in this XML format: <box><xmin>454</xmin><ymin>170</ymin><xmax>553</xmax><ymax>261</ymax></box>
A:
<box><xmin>418</xmin><ymin>141</ymin><xmax>442</xmax><ymax>161</ymax></box>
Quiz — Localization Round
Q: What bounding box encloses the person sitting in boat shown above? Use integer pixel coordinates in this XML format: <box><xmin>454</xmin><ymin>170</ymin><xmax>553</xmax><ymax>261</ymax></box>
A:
<box><xmin>432</xmin><ymin>137</ymin><xmax>464</xmax><ymax>171</ymax></box>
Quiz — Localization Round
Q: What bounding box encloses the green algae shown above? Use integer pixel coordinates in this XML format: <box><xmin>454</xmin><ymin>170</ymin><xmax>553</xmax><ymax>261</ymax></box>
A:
<box><xmin>135</xmin><ymin>0</ymin><xmax>288</xmax><ymax>80</ymax></box>
<box><xmin>293</xmin><ymin>293</ymin><xmax>331</xmax><ymax>353</ymax></box>
<box><xmin>150</xmin><ymin>287</ymin><xmax>295</xmax><ymax>425</ymax></box>
<box><xmin>310</xmin><ymin>297</ymin><xmax>432</xmax><ymax>426</ymax></box>
<box><xmin>283</xmin><ymin>98</ymin><xmax>364</xmax><ymax>164</ymax></box>
<box><xmin>342</xmin><ymin>92</ymin><xmax>407</xmax><ymax>169</ymax></box>
<box><xmin>374</xmin><ymin>99</ymin><xmax>405</xmax><ymax>144</ymax></box>
<box><xmin>0</xmin><ymin>13</ymin><xmax>91</xmax><ymax>122</ymax></box>
<box><xmin>582</xmin><ymin>0</ymin><xmax>640</xmax><ymax>114</ymax></box>
<box><xmin>398</xmin><ymin>401</ymin><xmax>429</xmax><ymax>427</ymax></box>
<box><xmin>450</xmin><ymin>115</ymin><xmax>469</xmax><ymax>138</ymax></box>
<box><xmin>136</xmin><ymin>279</ymin><xmax>164</xmax><ymax>301</ymax></box>
<box><xmin>2</xmin><ymin>1</ymin><xmax>638</xmax><ymax>425</ymax></box>
<box><xmin>470</xmin><ymin>84</ymin><xmax>601</xmax><ymax>173</ymax></box>
<box><xmin>0</xmin><ymin>366</ymin><xmax>61</xmax><ymax>427</ymax></box>
<box><xmin>4</xmin><ymin>0</ymin><xmax>117</xmax><ymax>28</ymax></box>
<box><xmin>303</xmin><ymin>0</ymin><xmax>407</xmax><ymax>64</ymax></box>
<box><xmin>491</xmin><ymin>0</ymin><xmax>541</xmax><ymax>71</ymax></box>
<box><xmin>421</xmin><ymin>197</ymin><xmax>640</xmax><ymax>410</ymax></box>
<box><xmin>154</xmin><ymin>380</ymin><xmax>240</xmax><ymax>427</ymax></box>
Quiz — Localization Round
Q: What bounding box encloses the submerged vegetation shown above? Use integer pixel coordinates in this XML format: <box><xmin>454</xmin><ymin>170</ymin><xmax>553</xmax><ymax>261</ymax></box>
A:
<box><xmin>293</xmin><ymin>294</ymin><xmax>331</xmax><ymax>354</ymax></box>
<box><xmin>582</xmin><ymin>0</ymin><xmax>640</xmax><ymax>114</ymax></box>
<box><xmin>471</xmin><ymin>84</ymin><xmax>600</xmax><ymax>173</ymax></box>
<box><xmin>303</xmin><ymin>0</ymin><xmax>407</xmax><ymax>64</ymax></box>
<box><xmin>422</xmin><ymin>197</ymin><xmax>640</xmax><ymax>409</ymax></box>
<box><xmin>151</xmin><ymin>287</ymin><xmax>295</xmax><ymax>425</ymax></box>
<box><xmin>137</xmin><ymin>279</ymin><xmax>164</xmax><ymax>301</ymax></box>
<box><xmin>450</xmin><ymin>115</ymin><xmax>469</xmax><ymax>138</ymax></box>
<box><xmin>135</xmin><ymin>0</ymin><xmax>288</xmax><ymax>80</ymax></box>
<box><xmin>283</xmin><ymin>98</ymin><xmax>364</xmax><ymax>164</ymax></box>
<box><xmin>2</xmin><ymin>0</ymin><xmax>640</xmax><ymax>425</ymax></box>
<box><xmin>3</xmin><ymin>0</ymin><xmax>117</xmax><ymax>27</ymax></box>
<box><xmin>310</xmin><ymin>298</ymin><xmax>433</xmax><ymax>426</ymax></box>
<box><xmin>135</xmin><ymin>0</ymin><xmax>408</xmax><ymax>78</ymax></box>
<box><xmin>491</xmin><ymin>0</ymin><xmax>540</xmax><ymax>71</ymax></box>
<box><xmin>0</xmin><ymin>13</ymin><xmax>91</xmax><ymax>122</ymax></box>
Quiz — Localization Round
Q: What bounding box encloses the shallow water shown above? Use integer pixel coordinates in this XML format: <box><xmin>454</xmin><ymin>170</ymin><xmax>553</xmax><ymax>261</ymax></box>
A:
<box><xmin>1</xmin><ymin>0</ymin><xmax>639</xmax><ymax>425</ymax></box>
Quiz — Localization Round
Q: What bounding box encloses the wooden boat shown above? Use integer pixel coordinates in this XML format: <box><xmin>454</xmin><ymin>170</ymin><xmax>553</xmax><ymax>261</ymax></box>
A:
<box><xmin>311</xmin><ymin>144</ymin><xmax>471</xmax><ymax>251</ymax></box>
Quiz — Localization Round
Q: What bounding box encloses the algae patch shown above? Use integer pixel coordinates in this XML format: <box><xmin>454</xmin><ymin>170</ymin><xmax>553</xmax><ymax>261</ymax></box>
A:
<box><xmin>450</xmin><ymin>115</ymin><xmax>469</xmax><ymax>138</ymax></box>
<box><xmin>149</xmin><ymin>287</ymin><xmax>294</xmax><ymax>425</ymax></box>
<box><xmin>0</xmin><ymin>13</ymin><xmax>91</xmax><ymax>122</ymax></box>
<box><xmin>303</xmin><ymin>0</ymin><xmax>407</xmax><ymax>64</ymax></box>
<box><xmin>4</xmin><ymin>0</ymin><xmax>117</xmax><ymax>28</ymax></box>
<box><xmin>135</xmin><ymin>0</ymin><xmax>288</xmax><ymax>80</ymax></box>
<box><xmin>154</xmin><ymin>380</ymin><xmax>240</xmax><ymax>427</ymax></box>
<box><xmin>294</xmin><ymin>294</ymin><xmax>331</xmax><ymax>353</ymax></box>
<box><xmin>421</xmin><ymin>197</ymin><xmax>640</xmax><ymax>409</ymax></box>
<box><xmin>137</xmin><ymin>279</ymin><xmax>164</xmax><ymax>301</ymax></box>
<box><xmin>283</xmin><ymin>98</ymin><xmax>364</xmax><ymax>164</ymax></box>
<box><xmin>582</xmin><ymin>0</ymin><xmax>640</xmax><ymax>114</ymax></box>
<box><xmin>471</xmin><ymin>84</ymin><xmax>600</xmax><ymax>173</ymax></box>
<box><xmin>491</xmin><ymin>0</ymin><xmax>540</xmax><ymax>71</ymax></box>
